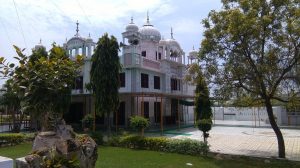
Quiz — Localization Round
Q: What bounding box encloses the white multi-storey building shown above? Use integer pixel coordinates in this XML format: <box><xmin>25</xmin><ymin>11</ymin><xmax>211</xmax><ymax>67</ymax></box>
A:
<box><xmin>60</xmin><ymin>16</ymin><xmax>197</xmax><ymax>129</ymax></box>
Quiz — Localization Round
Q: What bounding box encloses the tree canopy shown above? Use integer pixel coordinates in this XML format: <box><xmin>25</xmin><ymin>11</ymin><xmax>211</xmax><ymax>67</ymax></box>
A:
<box><xmin>90</xmin><ymin>33</ymin><xmax>121</xmax><ymax>133</ymax></box>
<box><xmin>0</xmin><ymin>44</ymin><xmax>83</xmax><ymax>131</ymax></box>
<box><xmin>199</xmin><ymin>0</ymin><xmax>299</xmax><ymax>158</ymax></box>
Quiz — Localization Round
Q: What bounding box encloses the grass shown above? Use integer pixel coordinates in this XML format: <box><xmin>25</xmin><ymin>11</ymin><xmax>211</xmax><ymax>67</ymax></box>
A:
<box><xmin>0</xmin><ymin>143</ymin><xmax>299</xmax><ymax>168</ymax></box>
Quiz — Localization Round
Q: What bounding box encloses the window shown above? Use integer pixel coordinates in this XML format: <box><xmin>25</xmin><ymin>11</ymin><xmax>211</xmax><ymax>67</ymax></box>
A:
<box><xmin>142</xmin><ymin>51</ymin><xmax>146</xmax><ymax>57</ymax></box>
<box><xmin>154</xmin><ymin>76</ymin><xmax>160</xmax><ymax>89</ymax></box>
<box><xmin>119</xmin><ymin>73</ymin><xmax>125</xmax><ymax>87</ymax></box>
<box><xmin>154</xmin><ymin>102</ymin><xmax>161</xmax><ymax>123</ymax></box>
<box><xmin>73</xmin><ymin>76</ymin><xmax>83</xmax><ymax>90</ymax></box>
<box><xmin>171</xmin><ymin>78</ymin><xmax>180</xmax><ymax>91</ymax></box>
<box><xmin>155</xmin><ymin>51</ymin><xmax>158</xmax><ymax>60</ymax></box>
<box><xmin>158</xmin><ymin>52</ymin><xmax>161</xmax><ymax>60</ymax></box>
<box><xmin>142</xmin><ymin>102</ymin><xmax>149</xmax><ymax>118</ymax></box>
<box><xmin>141</xmin><ymin>73</ymin><xmax>149</xmax><ymax>88</ymax></box>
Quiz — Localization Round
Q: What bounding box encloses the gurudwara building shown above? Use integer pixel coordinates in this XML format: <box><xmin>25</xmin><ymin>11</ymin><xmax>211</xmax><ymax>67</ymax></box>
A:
<box><xmin>60</xmin><ymin>14</ymin><xmax>197</xmax><ymax>130</ymax></box>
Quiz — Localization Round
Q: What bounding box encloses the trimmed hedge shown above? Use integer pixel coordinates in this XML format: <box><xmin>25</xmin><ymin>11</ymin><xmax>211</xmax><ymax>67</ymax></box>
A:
<box><xmin>108</xmin><ymin>135</ymin><xmax>209</xmax><ymax>156</ymax></box>
<box><xmin>0</xmin><ymin>133</ymin><xmax>35</xmax><ymax>146</ymax></box>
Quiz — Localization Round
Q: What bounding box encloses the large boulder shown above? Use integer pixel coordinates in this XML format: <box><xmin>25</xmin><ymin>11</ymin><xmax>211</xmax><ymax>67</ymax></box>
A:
<box><xmin>16</xmin><ymin>124</ymin><xmax>98</xmax><ymax>168</ymax></box>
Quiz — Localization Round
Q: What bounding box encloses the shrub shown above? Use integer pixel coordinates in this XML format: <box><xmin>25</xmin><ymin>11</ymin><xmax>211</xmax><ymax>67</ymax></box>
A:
<box><xmin>112</xmin><ymin>134</ymin><xmax>209</xmax><ymax>156</ymax></box>
<box><xmin>88</xmin><ymin>131</ymin><xmax>103</xmax><ymax>145</ymax></box>
<box><xmin>0</xmin><ymin>133</ymin><xmax>26</xmax><ymax>146</ymax></box>
<box><xmin>81</xmin><ymin>114</ymin><xmax>94</xmax><ymax>130</ymax></box>
<box><xmin>107</xmin><ymin>135</ymin><xmax>120</xmax><ymax>147</ymax></box>
<box><xmin>164</xmin><ymin>138</ymin><xmax>209</xmax><ymax>156</ymax></box>
<box><xmin>130</xmin><ymin>116</ymin><xmax>150</xmax><ymax>136</ymax></box>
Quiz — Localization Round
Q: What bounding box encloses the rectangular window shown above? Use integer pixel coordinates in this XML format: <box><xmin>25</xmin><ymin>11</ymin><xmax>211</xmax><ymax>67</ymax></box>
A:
<box><xmin>158</xmin><ymin>52</ymin><xmax>161</xmax><ymax>59</ymax></box>
<box><xmin>143</xmin><ymin>102</ymin><xmax>149</xmax><ymax>118</ymax></box>
<box><xmin>171</xmin><ymin>78</ymin><xmax>181</xmax><ymax>91</ymax></box>
<box><xmin>171</xmin><ymin>78</ymin><xmax>177</xmax><ymax>91</ymax></box>
<box><xmin>154</xmin><ymin>102</ymin><xmax>161</xmax><ymax>123</ymax></box>
<box><xmin>141</xmin><ymin>73</ymin><xmax>149</xmax><ymax>88</ymax></box>
<box><xmin>119</xmin><ymin>73</ymin><xmax>125</xmax><ymax>87</ymax></box>
<box><xmin>154</xmin><ymin>76</ymin><xmax>160</xmax><ymax>89</ymax></box>
<box><xmin>155</xmin><ymin>51</ymin><xmax>158</xmax><ymax>60</ymax></box>
<box><xmin>142</xmin><ymin>51</ymin><xmax>146</xmax><ymax>57</ymax></box>
<box><xmin>73</xmin><ymin>76</ymin><xmax>83</xmax><ymax>90</ymax></box>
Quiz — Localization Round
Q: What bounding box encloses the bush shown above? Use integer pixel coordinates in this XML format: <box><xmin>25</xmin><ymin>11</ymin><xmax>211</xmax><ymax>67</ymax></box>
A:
<box><xmin>130</xmin><ymin>116</ymin><xmax>150</xmax><ymax>136</ymax></box>
<box><xmin>164</xmin><ymin>138</ymin><xmax>209</xmax><ymax>156</ymax></box>
<box><xmin>88</xmin><ymin>131</ymin><xmax>103</xmax><ymax>145</ymax></box>
<box><xmin>112</xmin><ymin>134</ymin><xmax>209</xmax><ymax>156</ymax></box>
<box><xmin>0</xmin><ymin>133</ymin><xmax>26</xmax><ymax>146</ymax></box>
<box><xmin>107</xmin><ymin>136</ymin><xmax>120</xmax><ymax>147</ymax></box>
<box><xmin>81</xmin><ymin>114</ymin><xmax>94</xmax><ymax>130</ymax></box>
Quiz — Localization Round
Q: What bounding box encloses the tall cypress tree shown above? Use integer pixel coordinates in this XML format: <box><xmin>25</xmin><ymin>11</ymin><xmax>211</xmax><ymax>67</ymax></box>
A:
<box><xmin>194</xmin><ymin>71</ymin><xmax>212</xmax><ymax>143</ymax></box>
<box><xmin>90</xmin><ymin>33</ymin><xmax>121</xmax><ymax>134</ymax></box>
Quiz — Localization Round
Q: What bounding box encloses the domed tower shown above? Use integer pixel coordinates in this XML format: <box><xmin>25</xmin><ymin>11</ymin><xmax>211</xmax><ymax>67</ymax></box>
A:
<box><xmin>188</xmin><ymin>46</ymin><xmax>198</xmax><ymax>65</ymax></box>
<box><xmin>137</xmin><ymin>12</ymin><xmax>162</xmax><ymax>61</ymax></box>
<box><xmin>164</xmin><ymin>28</ymin><xmax>184</xmax><ymax>63</ymax></box>
<box><xmin>64</xmin><ymin>21</ymin><xmax>96</xmax><ymax>94</ymax></box>
<box><xmin>34</xmin><ymin>39</ymin><xmax>46</xmax><ymax>51</ymax></box>
<box><xmin>122</xmin><ymin>17</ymin><xmax>141</xmax><ymax>45</ymax></box>
<box><xmin>64</xmin><ymin>21</ymin><xmax>96</xmax><ymax>59</ymax></box>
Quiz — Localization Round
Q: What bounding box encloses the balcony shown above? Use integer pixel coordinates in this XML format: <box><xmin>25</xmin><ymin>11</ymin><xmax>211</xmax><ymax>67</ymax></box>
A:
<box><xmin>122</xmin><ymin>54</ymin><xmax>160</xmax><ymax>71</ymax></box>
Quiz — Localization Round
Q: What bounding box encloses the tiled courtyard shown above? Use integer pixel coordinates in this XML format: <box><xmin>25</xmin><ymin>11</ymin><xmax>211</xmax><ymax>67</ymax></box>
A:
<box><xmin>169</xmin><ymin>126</ymin><xmax>300</xmax><ymax>161</ymax></box>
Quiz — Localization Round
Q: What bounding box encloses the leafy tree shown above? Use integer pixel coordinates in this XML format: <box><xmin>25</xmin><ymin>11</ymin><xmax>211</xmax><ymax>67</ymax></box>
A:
<box><xmin>194</xmin><ymin>72</ymin><xmax>213</xmax><ymax>143</ymax></box>
<box><xmin>0</xmin><ymin>44</ymin><xmax>83</xmax><ymax>131</ymax></box>
<box><xmin>185</xmin><ymin>63</ymin><xmax>213</xmax><ymax>143</ymax></box>
<box><xmin>199</xmin><ymin>0</ymin><xmax>299</xmax><ymax>158</ymax></box>
<box><xmin>130</xmin><ymin>116</ymin><xmax>150</xmax><ymax>137</ymax></box>
<box><xmin>0</xmin><ymin>79</ymin><xmax>22</xmax><ymax>132</ymax></box>
<box><xmin>90</xmin><ymin>33</ymin><xmax>121</xmax><ymax>134</ymax></box>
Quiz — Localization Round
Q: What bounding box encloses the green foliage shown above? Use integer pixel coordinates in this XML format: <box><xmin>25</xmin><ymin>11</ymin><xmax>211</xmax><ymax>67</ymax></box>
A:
<box><xmin>90</xmin><ymin>33</ymin><xmax>121</xmax><ymax>118</ymax></box>
<box><xmin>88</xmin><ymin>131</ymin><xmax>104</xmax><ymax>145</ymax></box>
<box><xmin>81</xmin><ymin>114</ymin><xmax>94</xmax><ymax>129</ymax></box>
<box><xmin>109</xmin><ymin>135</ymin><xmax>209</xmax><ymax>156</ymax></box>
<box><xmin>199</xmin><ymin>0</ymin><xmax>300</xmax><ymax>158</ymax></box>
<box><xmin>194</xmin><ymin>72</ymin><xmax>212</xmax><ymax>142</ymax></box>
<box><xmin>0</xmin><ymin>133</ymin><xmax>34</xmax><ymax>146</ymax></box>
<box><xmin>0</xmin><ymin>44</ymin><xmax>83</xmax><ymax>131</ymax></box>
<box><xmin>41</xmin><ymin>149</ymin><xmax>80</xmax><ymax>168</ymax></box>
<box><xmin>130</xmin><ymin>116</ymin><xmax>150</xmax><ymax>133</ymax></box>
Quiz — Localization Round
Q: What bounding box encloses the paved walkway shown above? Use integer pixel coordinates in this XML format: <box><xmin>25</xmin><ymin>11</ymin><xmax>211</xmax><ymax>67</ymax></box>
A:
<box><xmin>167</xmin><ymin>126</ymin><xmax>300</xmax><ymax>161</ymax></box>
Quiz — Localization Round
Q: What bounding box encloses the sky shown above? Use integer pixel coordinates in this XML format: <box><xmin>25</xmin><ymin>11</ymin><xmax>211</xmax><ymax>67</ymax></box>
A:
<box><xmin>0</xmin><ymin>0</ymin><xmax>223</xmax><ymax>83</ymax></box>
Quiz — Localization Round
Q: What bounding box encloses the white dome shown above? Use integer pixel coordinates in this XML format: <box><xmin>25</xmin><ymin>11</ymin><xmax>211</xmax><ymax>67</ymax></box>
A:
<box><xmin>139</xmin><ymin>25</ymin><xmax>161</xmax><ymax>42</ymax></box>
<box><xmin>86</xmin><ymin>33</ymin><xmax>93</xmax><ymax>42</ymax></box>
<box><xmin>159</xmin><ymin>38</ymin><xmax>167</xmax><ymax>45</ymax></box>
<box><xmin>189</xmin><ymin>47</ymin><xmax>198</xmax><ymax>59</ymax></box>
<box><xmin>166</xmin><ymin>38</ymin><xmax>181</xmax><ymax>48</ymax></box>
<box><xmin>126</xmin><ymin>23</ymin><xmax>139</xmax><ymax>32</ymax></box>
<box><xmin>125</xmin><ymin>17</ymin><xmax>139</xmax><ymax>32</ymax></box>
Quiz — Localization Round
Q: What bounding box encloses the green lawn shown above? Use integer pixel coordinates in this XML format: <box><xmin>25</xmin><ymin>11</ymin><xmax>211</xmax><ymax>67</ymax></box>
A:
<box><xmin>0</xmin><ymin>143</ymin><xmax>299</xmax><ymax>168</ymax></box>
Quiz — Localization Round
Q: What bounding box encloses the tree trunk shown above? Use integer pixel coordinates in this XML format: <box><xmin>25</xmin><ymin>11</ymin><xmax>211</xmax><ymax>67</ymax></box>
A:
<box><xmin>264</xmin><ymin>98</ymin><xmax>285</xmax><ymax>158</ymax></box>
<box><xmin>107</xmin><ymin>114</ymin><xmax>111</xmax><ymax>135</ymax></box>
<box><xmin>141</xmin><ymin>128</ymin><xmax>144</xmax><ymax>137</ymax></box>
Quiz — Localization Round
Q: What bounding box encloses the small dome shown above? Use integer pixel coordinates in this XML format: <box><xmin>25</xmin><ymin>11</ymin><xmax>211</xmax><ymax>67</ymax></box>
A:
<box><xmin>86</xmin><ymin>33</ymin><xmax>93</xmax><ymax>42</ymax></box>
<box><xmin>165</xmin><ymin>28</ymin><xmax>181</xmax><ymax>51</ymax></box>
<box><xmin>139</xmin><ymin>25</ymin><xmax>161</xmax><ymax>41</ymax></box>
<box><xmin>125</xmin><ymin>17</ymin><xmax>139</xmax><ymax>32</ymax></box>
<box><xmin>34</xmin><ymin>39</ymin><xmax>45</xmax><ymax>50</ymax></box>
<box><xmin>189</xmin><ymin>46</ymin><xmax>198</xmax><ymax>59</ymax></box>
<box><xmin>159</xmin><ymin>37</ymin><xmax>167</xmax><ymax>45</ymax></box>
<box><xmin>166</xmin><ymin>38</ymin><xmax>181</xmax><ymax>48</ymax></box>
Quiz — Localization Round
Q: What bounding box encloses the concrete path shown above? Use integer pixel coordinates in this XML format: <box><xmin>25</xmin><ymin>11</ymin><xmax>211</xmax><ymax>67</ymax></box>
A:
<box><xmin>168</xmin><ymin>126</ymin><xmax>300</xmax><ymax>161</ymax></box>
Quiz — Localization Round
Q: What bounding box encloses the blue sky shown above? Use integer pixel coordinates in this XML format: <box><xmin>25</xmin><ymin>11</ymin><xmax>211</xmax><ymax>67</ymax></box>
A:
<box><xmin>0</xmin><ymin>0</ymin><xmax>222</xmax><ymax>67</ymax></box>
